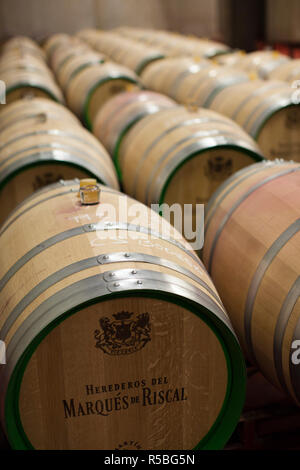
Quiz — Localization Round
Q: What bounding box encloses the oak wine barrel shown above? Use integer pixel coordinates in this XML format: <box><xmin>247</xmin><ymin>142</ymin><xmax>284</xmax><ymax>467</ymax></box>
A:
<box><xmin>164</xmin><ymin>66</ymin><xmax>250</xmax><ymax>109</ymax></box>
<box><xmin>0</xmin><ymin>38</ymin><xmax>64</xmax><ymax>104</ymax></box>
<box><xmin>118</xmin><ymin>106</ymin><xmax>264</xmax><ymax>218</ymax></box>
<box><xmin>203</xmin><ymin>160</ymin><xmax>300</xmax><ymax>405</ymax></box>
<box><xmin>0</xmin><ymin>68</ymin><xmax>64</xmax><ymax>104</ymax></box>
<box><xmin>0</xmin><ymin>105</ymin><xmax>119</xmax><ymax>223</ymax></box>
<box><xmin>0</xmin><ymin>179</ymin><xmax>246</xmax><ymax>449</ymax></box>
<box><xmin>208</xmin><ymin>79</ymin><xmax>300</xmax><ymax>161</ymax></box>
<box><xmin>65</xmin><ymin>62</ymin><xmax>141</xmax><ymax>129</ymax></box>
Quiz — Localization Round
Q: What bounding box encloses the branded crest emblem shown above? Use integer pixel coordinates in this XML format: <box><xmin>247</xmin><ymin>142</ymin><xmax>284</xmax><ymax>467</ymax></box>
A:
<box><xmin>115</xmin><ymin>440</ymin><xmax>142</xmax><ymax>450</ymax></box>
<box><xmin>33</xmin><ymin>172</ymin><xmax>63</xmax><ymax>191</ymax></box>
<box><xmin>94</xmin><ymin>311</ymin><xmax>151</xmax><ymax>355</ymax></box>
<box><xmin>205</xmin><ymin>156</ymin><xmax>233</xmax><ymax>180</ymax></box>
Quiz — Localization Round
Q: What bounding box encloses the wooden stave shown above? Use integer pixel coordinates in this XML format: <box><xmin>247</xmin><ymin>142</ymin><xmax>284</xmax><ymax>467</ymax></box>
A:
<box><xmin>203</xmin><ymin>160</ymin><xmax>300</xmax><ymax>404</ymax></box>
<box><xmin>0</xmin><ymin>179</ymin><xmax>246</xmax><ymax>445</ymax></box>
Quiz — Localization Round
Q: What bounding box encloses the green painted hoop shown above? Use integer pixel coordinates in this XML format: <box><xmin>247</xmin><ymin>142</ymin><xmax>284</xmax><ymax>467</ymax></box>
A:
<box><xmin>251</xmin><ymin>102</ymin><xmax>300</xmax><ymax>140</ymax></box>
<box><xmin>0</xmin><ymin>158</ymin><xmax>105</xmax><ymax>196</ymax></box>
<box><xmin>6</xmin><ymin>83</ymin><xmax>62</xmax><ymax>104</ymax></box>
<box><xmin>64</xmin><ymin>60</ymin><xmax>105</xmax><ymax>92</ymax></box>
<box><xmin>83</xmin><ymin>76</ymin><xmax>141</xmax><ymax>130</ymax></box>
<box><xmin>157</xmin><ymin>143</ymin><xmax>265</xmax><ymax>208</ymax></box>
<box><xmin>135</xmin><ymin>55</ymin><xmax>165</xmax><ymax>76</ymax></box>
<box><xmin>113</xmin><ymin>117</ymin><xmax>145</xmax><ymax>181</ymax></box>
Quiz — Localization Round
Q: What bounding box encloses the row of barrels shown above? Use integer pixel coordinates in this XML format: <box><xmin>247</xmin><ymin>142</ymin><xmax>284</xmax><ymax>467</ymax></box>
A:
<box><xmin>0</xmin><ymin>36</ymin><xmax>63</xmax><ymax>104</ymax></box>
<box><xmin>0</xmin><ymin>96</ymin><xmax>119</xmax><ymax>223</ymax></box>
<box><xmin>140</xmin><ymin>57</ymin><xmax>300</xmax><ymax>162</ymax></box>
<box><xmin>116</xmin><ymin>27</ymin><xmax>300</xmax><ymax>85</ymax></box>
<box><xmin>75</xmin><ymin>29</ymin><xmax>300</xmax><ymax>163</ymax></box>
<box><xmin>116</xmin><ymin>26</ymin><xmax>230</xmax><ymax>59</ymax></box>
<box><xmin>0</xmin><ymin>32</ymin><xmax>300</xmax><ymax>450</ymax></box>
<box><xmin>0</xmin><ymin>177</ymin><xmax>246</xmax><ymax>450</ymax></box>
<box><xmin>92</xmin><ymin>83</ymin><xmax>300</xmax><ymax>411</ymax></box>
<box><xmin>44</xmin><ymin>33</ymin><xmax>142</xmax><ymax>129</ymax></box>
<box><xmin>94</xmin><ymin>91</ymin><xmax>265</xmax><ymax>210</ymax></box>
<box><xmin>43</xmin><ymin>34</ymin><xmax>300</xmax><ymax>418</ymax></box>
<box><xmin>77</xmin><ymin>29</ymin><xmax>165</xmax><ymax>75</ymax></box>
<box><xmin>216</xmin><ymin>49</ymin><xmax>300</xmax><ymax>84</ymax></box>
<box><xmin>0</xmin><ymin>36</ymin><xmax>246</xmax><ymax>450</ymax></box>
<box><xmin>50</xmin><ymin>32</ymin><xmax>300</xmax><ymax>415</ymax></box>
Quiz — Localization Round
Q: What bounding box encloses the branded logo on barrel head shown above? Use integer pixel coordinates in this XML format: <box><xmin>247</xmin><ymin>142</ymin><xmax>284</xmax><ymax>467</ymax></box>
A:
<box><xmin>115</xmin><ymin>441</ymin><xmax>142</xmax><ymax>450</ymax></box>
<box><xmin>94</xmin><ymin>311</ymin><xmax>151</xmax><ymax>355</ymax></box>
<box><xmin>33</xmin><ymin>172</ymin><xmax>63</xmax><ymax>191</ymax></box>
<box><xmin>205</xmin><ymin>156</ymin><xmax>233</xmax><ymax>180</ymax></box>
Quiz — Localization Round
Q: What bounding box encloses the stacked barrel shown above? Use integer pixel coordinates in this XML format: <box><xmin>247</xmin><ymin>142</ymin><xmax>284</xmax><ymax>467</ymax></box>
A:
<box><xmin>0</xmin><ymin>35</ymin><xmax>119</xmax><ymax>222</ymax></box>
<box><xmin>76</xmin><ymin>29</ymin><xmax>299</xmax><ymax>163</ymax></box>
<box><xmin>94</xmin><ymin>97</ymin><xmax>264</xmax><ymax>209</ymax></box>
<box><xmin>0</xmin><ymin>96</ymin><xmax>119</xmax><ymax>223</ymax></box>
<box><xmin>0</xmin><ymin>32</ymin><xmax>250</xmax><ymax>451</ymax></box>
<box><xmin>0</xmin><ymin>36</ymin><xmax>63</xmax><ymax>104</ymax></box>
<box><xmin>92</xmin><ymin>90</ymin><xmax>177</xmax><ymax>176</ymax></box>
<box><xmin>77</xmin><ymin>27</ymin><xmax>300</xmax><ymax>415</ymax></box>
<box><xmin>1</xmin><ymin>26</ymin><xmax>300</xmax><ymax>451</ymax></box>
<box><xmin>140</xmin><ymin>58</ymin><xmax>300</xmax><ymax>161</ymax></box>
<box><xmin>78</xmin><ymin>30</ymin><xmax>165</xmax><ymax>75</ymax></box>
<box><xmin>215</xmin><ymin>49</ymin><xmax>300</xmax><ymax>85</ymax></box>
<box><xmin>116</xmin><ymin>26</ymin><xmax>231</xmax><ymax>59</ymax></box>
<box><xmin>75</xmin><ymin>29</ymin><xmax>265</xmax><ymax>212</ymax></box>
<box><xmin>44</xmin><ymin>33</ymin><xmax>142</xmax><ymax>129</ymax></box>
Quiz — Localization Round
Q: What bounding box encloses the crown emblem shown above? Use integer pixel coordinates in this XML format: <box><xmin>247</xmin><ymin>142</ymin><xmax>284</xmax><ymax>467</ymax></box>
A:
<box><xmin>113</xmin><ymin>311</ymin><xmax>132</xmax><ymax>320</ymax></box>
<box><xmin>205</xmin><ymin>156</ymin><xmax>233</xmax><ymax>180</ymax></box>
<box><xmin>94</xmin><ymin>310</ymin><xmax>151</xmax><ymax>356</ymax></box>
